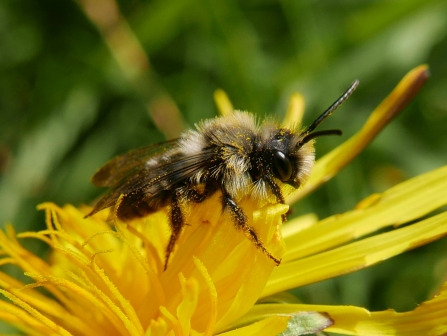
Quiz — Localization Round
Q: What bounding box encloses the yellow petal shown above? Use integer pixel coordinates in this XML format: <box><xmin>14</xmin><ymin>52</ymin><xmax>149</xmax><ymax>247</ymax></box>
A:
<box><xmin>281</xmin><ymin>92</ymin><xmax>305</xmax><ymax>129</ymax></box>
<box><xmin>222</xmin><ymin>311</ymin><xmax>332</xmax><ymax>336</ymax></box>
<box><xmin>0</xmin><ymin>301</ymin><xmax>61</xmax><ymax>336</ymax></box>
<box><xmin>24</xmin><ymin>272</ymin><xmax>131</xmax><ymax>335</ymax></box>
<box><xmin>176</xmin><ymin>274</ymin><xmax>199</xmax><ymax>336</ymax></box>
<box><xmin>284</xmin><ymin>164</ymin><xmax>447</xmax><ymax>262</ymax></box>
<box><xmin>218</xmin><ymin>316</ymin><xmax>290</xmax><ymax>336</ymax></box>
<box><xmin>286</xmin><ymin>64</ymin><xmax>430</xmax><ymax>204</ymax></box>
<box><xmin>214</xmin><ymin>89</ymin><xmax>234</xmax><ymax>116</ymax></box>
<box><xmin>239</xmin><ymin>281</ymin><xmax>447</xmax><ymax>336</ymax></box>
<box><xmin>281</xmin><ymin>213</ymin><xmax>318</xmax><ymax>240</ymax></box>
<box><xmin>264</xmin><ymin>210</ymin><xmax>447</xmax><ymax>297</ymax></box>
<box><xmin>91</xmin><ymin>259</ymin><xmax>144</xmax><ymax>336</ymax></box>
<box><xmin>0</xmin><ymin>289</ymin><xmax>72</xmax><ymax>336</ymax></box>
<box><xmin>190</xmin><ymin>257</ymin><xmax>217</xmax><ymax>335</ymax></box>
<box><xmin>211</xmin><ymin>202</ymin><xmax>287</xmax><ymax>332</ymax></box>
<box><xmin>145</xmin><ymin>317</ymin><xmax>169</xmax><ymax>336</ymax></box>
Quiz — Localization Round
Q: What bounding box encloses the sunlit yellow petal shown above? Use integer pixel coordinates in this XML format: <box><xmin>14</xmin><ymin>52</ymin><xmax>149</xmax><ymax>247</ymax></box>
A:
<box><xmin>0</xmin><ymin>227</ymin><xmax>52</xmax><ymax>279</ymax></box>
<box><xmin>284</xmin><ymin>164</ymin><xmax>447</xmax><ymax>262</ymax></box>
<box><xmin>1</xmin><ymin>189</ymin><xmax>287</xmax><ymax>335</ymax></box>
<box><xmin>212</xmin><ymin>209</ymin><xmax>286</xmax><ymax>332</ymax></box>
<box><xmin>287</xmin><ymin>64</ymin><xmax>429</xmax><ymax>204</ymax></box>
<box><xmin>146</xmin><ymin>317</ymin><xmax>169</xmax><ymax>336</ymax></box>
<box><xmin>281</xmin><ymin>92</ymin><xmax>305</xmax><ymax>129</ymax></box>
<box><xmin>1</xmin><ymin>65</ymin><xmax>444</xmax><ymax>335</ymax></box>
<box><xmin>219</xmin><ymin>316</ymin><xmax>290</xmax><ymax>336</ymax></box>
<box><xmin>222</xmin><ymin>311</ymin><xmax>333</xmax><ymax>336</ymax></box>
<box><xmin>0</xmin><ymin>300</ymin><xmax>58</xmax><ymax>336</ymax></box>
<box><xmin>264</xmin><ymin>211</ymin><xmax>447</xmax><ymax>297</ymax></box>
<box><xmin>0</xmin><ymin>289</ymin><xmax>72</xmax><ymax>336</ymax></box>
<box><xmin>176</xmin><ymin>274</ymin><xmax>198</xmax><ymax>335</ymax></box>
<box><xmin>159</xmin><ymin>305</ymin><xmax>180</xmax><ymax>335</ymax></box>
<box><xmin>190</xmin><ymin>257</ymin><xmax>218</xmax><ymax>335</ymax></box>
<box><xmin>281</xmin><ymin>213</ymin><xmax>318</xmax><ymax>239</ymax></box>
<box><xmin>25</xmin><ymin>272</ymin><xmax>131</xmax><ymax>335</ymax></box>
<box><xmin>214</xmin><ymin>89</ymin><xmax>234</xmax><ymax>116</ymax></box>
<box><xmin>91</xmin><ymin>259</ymin><xmax>144</xmax><ymax>335</ymax></box>
<box><xmin>239</xmin><ymin>281</ymin><xmax>447</xmax><ymax>335</ymax></box>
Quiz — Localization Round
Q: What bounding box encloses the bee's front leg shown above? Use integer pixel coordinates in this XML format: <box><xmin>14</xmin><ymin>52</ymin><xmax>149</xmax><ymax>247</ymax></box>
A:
<box><xmin>221</xmin><ymin>189</ymin><xmax>281</xmax><ymax>266</ymax></box>
<box><xmin>264</xmin><ymin>175</ymin><xmax>287</xmax><ymax>222</ymax></box>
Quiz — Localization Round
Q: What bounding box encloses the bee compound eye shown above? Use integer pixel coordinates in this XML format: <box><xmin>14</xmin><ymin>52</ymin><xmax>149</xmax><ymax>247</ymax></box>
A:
<box><xmin>273</xmin><ymin>151</ymin><xmax>292</xmax><ymax>182</ymax></box>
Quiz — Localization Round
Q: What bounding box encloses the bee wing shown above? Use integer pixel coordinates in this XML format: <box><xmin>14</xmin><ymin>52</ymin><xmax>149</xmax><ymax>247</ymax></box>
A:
<box><xmin>88</xmin><ymin>148</ymin><xmax>218</xmax><ymax>216</ymax></box>
<box><xmin>91</xmin><ymin>139</ymin><xmax>179</xmax><ymax>188</ymax></box>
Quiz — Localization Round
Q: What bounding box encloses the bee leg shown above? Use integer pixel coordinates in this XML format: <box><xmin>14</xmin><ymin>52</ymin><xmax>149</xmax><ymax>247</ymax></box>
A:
<box><xmin>165</xmin><ymin>190</ymin><xmax>183</xmax><ymax>270</ymax></box>
<box><xmin>188</xmin><ymin>182</ymin><xmax>218</xmax><ymax>203</ymax></box>
<box><xmin>264</xmin><ymin>175</ymin><xmax>287</xmax><ymax>222</ymax></box>
<box><xmin>164</xmin><ymin>183</ymin><xmax>218</xmax><ymax>270</ymax></box>
<box><xmin>221</xmin><ymin>190</ymin><xmax>281</xmax><ymax>266</ymax></box>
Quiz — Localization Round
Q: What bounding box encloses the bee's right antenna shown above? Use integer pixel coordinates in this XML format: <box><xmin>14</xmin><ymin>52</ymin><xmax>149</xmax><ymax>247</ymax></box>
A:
<box><xmin>304</xmin><ymin>80</ymin><xmax>359</xmax><ymax>135</ymax></box>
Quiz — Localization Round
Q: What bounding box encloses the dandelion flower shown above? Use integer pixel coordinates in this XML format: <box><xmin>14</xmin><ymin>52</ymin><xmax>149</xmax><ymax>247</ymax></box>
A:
<box><xmin>1</xmin><ymin>65</ymin><xmax>447</xmax><ymax>335</ymax></box>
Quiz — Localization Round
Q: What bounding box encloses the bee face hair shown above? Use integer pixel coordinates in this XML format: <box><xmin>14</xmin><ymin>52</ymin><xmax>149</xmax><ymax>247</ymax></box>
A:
<box><xmin>87</xmin><ymin>80</ymin><xmax>358</xmax><ymax>269</ymax></box>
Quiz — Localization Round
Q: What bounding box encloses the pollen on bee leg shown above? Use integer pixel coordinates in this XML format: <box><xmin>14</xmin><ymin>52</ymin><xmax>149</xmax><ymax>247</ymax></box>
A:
<box><xmin>165</xmin><ymin>192</ymin><xmax>184</xmax><ymax>270</ymax></box>
<box><xmin>244</xmin><ymin>222</ymin><xmax>282</xmax><ymax>266</ymax></box>
<box><xmin>222</xmin><ymin>192</ymin><xmax>282</xmax><ymax>266</ymax></box>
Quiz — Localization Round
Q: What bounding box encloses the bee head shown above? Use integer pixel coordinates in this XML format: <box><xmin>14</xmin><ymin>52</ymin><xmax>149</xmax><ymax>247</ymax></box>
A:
<box><xmin>270</xmin><ymin>80</ymin><xmax>359</xmax><ymax>187</ymax></box>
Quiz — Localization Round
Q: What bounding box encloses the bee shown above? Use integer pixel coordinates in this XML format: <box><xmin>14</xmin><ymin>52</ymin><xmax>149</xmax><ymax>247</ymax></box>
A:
<box><xmin>87</xmin><ymin>80</ymin><xmax>359</xmax><ymax>269</ymax></box>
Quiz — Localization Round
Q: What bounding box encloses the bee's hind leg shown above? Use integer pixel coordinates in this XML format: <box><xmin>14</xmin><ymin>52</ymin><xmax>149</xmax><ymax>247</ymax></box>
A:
<box><xmin>165</xmin><ymin>190</ymin><xmax>183</xmax><ymax>270</ymax></box>
<box><xmin>164</xmin><ymin>183</ymin><xmax>218</xmax><ymax>270</ymax></box>
<box><xmin>187</xmin><ymin>181</ymin><xmax>218</xmax><ymax>203</ymax></box>
<box><xmin>221</xmin><ymin>189</ymin><xmax>281</xmax><ymax>266</ymax></box>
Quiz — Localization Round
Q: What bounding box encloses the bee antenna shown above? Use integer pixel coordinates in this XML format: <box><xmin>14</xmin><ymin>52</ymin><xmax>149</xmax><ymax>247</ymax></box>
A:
<box><xmin>303</xmin><ymin>80</ymin><xmax>359</xmax><ymax>135</ymax></box>
<box><xmin>300</xmin><ymin>129</ymin><xmax>342</xmax><ymax>145</ymax></box>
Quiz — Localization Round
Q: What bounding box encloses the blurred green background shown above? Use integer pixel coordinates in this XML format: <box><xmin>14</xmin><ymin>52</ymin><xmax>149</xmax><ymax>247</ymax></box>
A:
<box><xmin>1</xmin><ymin>0</ymin><xmax>447</xmax><ymax>334</ymax></box>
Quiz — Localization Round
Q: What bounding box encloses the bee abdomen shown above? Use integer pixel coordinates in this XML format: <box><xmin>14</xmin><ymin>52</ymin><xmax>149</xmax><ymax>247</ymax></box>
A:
<box><xmin>117</xmin><ymin>190</ymin><xmax>172</xmax><ymax>220</ymax></box>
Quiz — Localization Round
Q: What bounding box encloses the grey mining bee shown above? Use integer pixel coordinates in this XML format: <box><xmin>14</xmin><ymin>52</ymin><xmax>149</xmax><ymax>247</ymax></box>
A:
<box><xmin>87</xmin><ymin>80</ymin><xmax>359</xmax><ymax>269</ymax></box>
